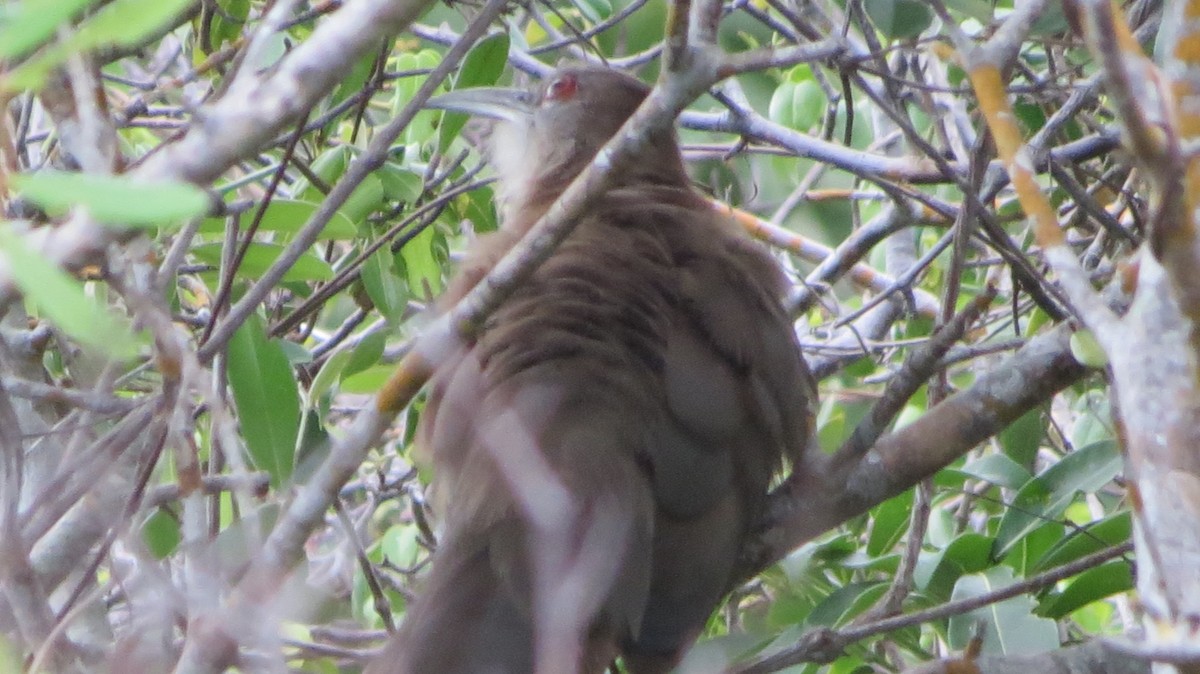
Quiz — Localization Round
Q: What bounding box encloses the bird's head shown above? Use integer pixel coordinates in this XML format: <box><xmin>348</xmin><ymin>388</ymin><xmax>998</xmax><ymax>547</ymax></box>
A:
<box><xmin>427</xmin><ymin>65</ymin><xmax>688</xmax><ymax>228</ymax></box>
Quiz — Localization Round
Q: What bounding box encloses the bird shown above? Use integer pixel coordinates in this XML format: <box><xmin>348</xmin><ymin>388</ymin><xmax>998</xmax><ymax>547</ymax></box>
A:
<box><xmin>367</xmin><ymin>64</ymin><xmax>818</xmax><ymax>674</ymax></box>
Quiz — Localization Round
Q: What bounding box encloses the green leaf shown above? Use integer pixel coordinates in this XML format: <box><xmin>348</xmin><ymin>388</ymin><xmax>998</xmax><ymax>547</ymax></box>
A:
<box><xmin>576</xmin><ymin>0</ymin><xmax>613</xmax><ymax>21</ymax></box>
<box><xmin>226</xmin><ymin>313</ymin><xmax>301</xmax><ymax>487</ymax></box>
<box><xmin>806</xmin><ymin>582</ymin><xmax>888</xmax><ymax>628</ymax></box>
<box><xmin>205</xmin><ymin>0</ymin><xmax>250</xmax><ymax>52</ymax></box>
<box><xmin>0</xmin><ymin>0</ymin><xmax>93</xmax><ymax>61</ymax></box>
<box><xmin>942</xmin><ymin>0</ymin><xmax>992</xmax><ymax>23</ymax></box>
<box><xmin>379</xmin><ymin>524</ymin><xmax>421</xmax><ymax>568</ymax></box>
<box><xmin>1069</xmin><ymin>329</ymin><xmax>1109</xmax><ymax>367</ymax></box>
<box><xmin>326</xmin><ymin>44</ymin><xmax>381</xmax><ymax>134</ymax></box>
<box><xmin>1070</xmin><ymin>394</ymin><xmax>1113</xmax><ymax>449</ymax></box>
<box><xmin>768</xmin><ymin>81</ymin><xmax>799</xmax><ymax>128</ymax></box>
<box><xmin>1037</xmin><ymin>561</ymin><xmax>1133</xmax><ymax>619</ymax></box>
<box><xmin>866</xmin><ymin>491</ymin><xmax>912</xmax><ymax>556</ymax></box>
<box><xmin>439</xmin><ymin>33</ymin><xmax>510</xmax><ymax>151</ymax></box>
<box><xmin>360</xmin><ymin>248</ymin><xmax>407</xmax><ymax>320</ymax></box>
<box><xmin>199</xmin><ymin>200</ymin><xmax>357</xmax><ymax>239</ymax></box>
<box><xmin>340</xmin><ymin>173</ymin><xmax>385</xmax><ymax>225</ymax></box>
<box><xmin>191</xmin><ymin>243</ymin><xmax>334</xmax><ymax>282</ymax></box>
<box><xmin>342</xmin><ymin>330</ymin><xmax>387</xmax><ymax>380</ymax></box>
<box><xmin>863</xmin><ymin>0</ymin><xmax>934</xmax><ymax>40</ymax></box>
<box><xmin>1030</xmin><ymin>0</ymin><xmax>1069</xmax><ymax>36</ymax></box>
<box><xmin>340</xmin><ymin>363</ymin><xmax>393</xmax><ymax>394</ymax></box>
<box><xmin>1025</xmin><ymin>306</ymin><xmax>1052</xmax><ymax>336</ymax></box>
<box><xmin>394</xmin><ymin>50</ymin><xmax>443</xmax><ymax>147</ymax></box>
<box><xmin>1033</xmin><ymin>511</ymin><xmax>1131</xmax><ymax>573</ymax></box>
<box><xmin>948</xmin><ymin>567</ymin><xmax>1058</xmax><ymax>655</ymax></box>
<box><xmin>0</xmin><ymin>228</ymin><xmax>137</xmax><ymax>360</ymax></box>
<box><xmin>1001</xmin><ymin>521</ymin><xmax>1063</xmax><ymax>577</ymax></box>
<box><xmin>12</xmin><ymin>170</ymin><xmax>208</xmax><ymax>228</ymax></box>
<box><xmin>142</xmin><ymin>509</ymin><xmax>181</xmax><ymax>559</ymax></box>
<box><xmin>307</xmin><ymin>347</ymin><xmax>353</xmax><ymax>406</ymax></box>
<box><xmin>75</xmin><ymin>0</ymin><xmax>192</xmax><ymax>49</ymax></box>
<box><xmin>914</xmin><ymin>532</ymin><xmax>992</xmax><ymax>599</ymax></box>
<box><xmin>292</xmin><ymin>146</ymin><xmax>349</xmax><ymax>202</ymax></box>
<box><xmin>954</xmin><ymin>453</ymin><xmax>1033</xmax><ymax>490</ymax></box>
<box><xmin>459</xmin><ymin>183</ymin><xmax>499</xmax><ymax>233</ymax></box>
<box><xmin>398</xmin><ymin>225</ymin><xmax>443</xmax><ymax>301</ymax></box>
<box><xmin>998</xmin><ymin>408</ymin><xmax>1044</xmax><ymax>469</ymax></box>
<box><xmin>992</xmin><ymin>440</ymin><xmax>1123</xmax><ymax>558</ymax></box>
<box><xmin>378</xmin><ymin>164</ymin><xmax>425</xmax><ymax>203</ymax></box>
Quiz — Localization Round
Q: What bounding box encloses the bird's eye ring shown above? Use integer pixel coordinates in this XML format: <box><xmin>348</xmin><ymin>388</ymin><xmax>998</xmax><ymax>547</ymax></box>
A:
<box><xmin>544</xmin><ymin>74</ymin><xmax>579</xmax><ymax>103</ymax></box>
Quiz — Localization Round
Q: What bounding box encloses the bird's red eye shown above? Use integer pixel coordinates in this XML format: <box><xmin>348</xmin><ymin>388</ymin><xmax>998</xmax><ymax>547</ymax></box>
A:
<box><xmin>544</xmin><ymin>74</ymin><xmax>579</xmax><ymax>102</ymax></box>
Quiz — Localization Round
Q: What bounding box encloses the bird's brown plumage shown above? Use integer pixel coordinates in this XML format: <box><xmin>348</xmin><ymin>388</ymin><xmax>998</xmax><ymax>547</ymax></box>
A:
<box><xmin>368</xmin><ymin>65</ymin><xmax>817</xmax><ymax>674</ymax></box>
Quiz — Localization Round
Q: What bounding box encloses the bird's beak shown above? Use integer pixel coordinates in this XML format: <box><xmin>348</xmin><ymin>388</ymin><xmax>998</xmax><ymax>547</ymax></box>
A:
<box><xmin>425</xmin><ymin>87</ymin><xmax>534</xmax><ymax>123</ymax></box>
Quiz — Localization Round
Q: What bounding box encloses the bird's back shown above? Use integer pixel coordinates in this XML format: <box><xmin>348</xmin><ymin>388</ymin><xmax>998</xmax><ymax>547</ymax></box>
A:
<box><xmin>369</xmin><ymin>183</ymin><xmax>816</xmax><ymax>673</ymax></box>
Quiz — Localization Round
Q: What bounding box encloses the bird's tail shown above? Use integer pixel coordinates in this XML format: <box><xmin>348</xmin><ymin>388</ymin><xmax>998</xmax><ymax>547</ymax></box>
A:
<box><xmin>365</xmin><ymin>532</ymin><xmax>534</xmax><ymax>674</ymax></box>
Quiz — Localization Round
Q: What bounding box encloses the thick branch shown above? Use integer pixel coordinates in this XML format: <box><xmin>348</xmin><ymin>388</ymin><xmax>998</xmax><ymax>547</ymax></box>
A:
<box><xmin>749</xmin><ymin>322</ymin><xmax>1088</xmax><ymax>572</ymax></box>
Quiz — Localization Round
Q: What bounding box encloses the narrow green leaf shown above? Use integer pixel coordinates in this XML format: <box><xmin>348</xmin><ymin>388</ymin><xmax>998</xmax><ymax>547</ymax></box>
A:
<box><xmin>394</xmin><ymin>51</ymin><xmax>442</xmax><ymax>148</ymax></box>
<box><xmin>863</xmin><ymin>0</ymin><xmax>934</xmax><ymax>39</ymax></box>
<box><xmin>206</xmin><ymin>0</ymin><xmax>250</xmax><ymax>52</ymax></box>
<box><xmin>342</xmin><ymin>330</ymin><xmax>387</xmax><ymax>380</ymax></box>
<box><xmin>198</xmin><ymin>200</ymin><xmax>357</xmax><ymax>239</ymax></box>
<box><xmin>574</xmin><ymin>0</ymin><xmax>613</xmax><ymax>22</ymax></box>
<box><xmin>191</xmin><ymin>243</ymin><xmax>334</xmax><ymax>282</ymax></box>
<box><xmin>378</xmin><ymin>164</ymin><xmax>425</xmax><ymax>203</ymax></box>
<box><xmin>942</xmin><ymin>0</ymin><xmax>992</xmax><ymax>23</ymax></box>
<box><xmin>398</xmin><ymin>225</ymin><xmax>443</xmax><ymax>301</ymax></box>
<box><xmin>339</xmin><ymin>173</ymin><xmax>385</xmax><ymax>225</ymax></box>
<box><xmin>13</xmin><ymin>170</ymin><xmax>208</xmax><ymax>228</ymax></box>
<box><xmin>360</xmin><ymin>248</ymin><xmax>407</xmax><ymax>320</ymax></box>
<box><xmin>293</xmin><ymin>146</ymin><xmax>349</xmax><ymax>202</ymax></box>
<box><xmin>1002</xmin><ymin>521</ymin><xmax>1064</xmax><ymax>577</ymax></box>
<box><xmin>1030</xmin><ymin>0</ymin><xmax>1069</xmax><ymax>36</ymax></box>
<box><xmin>0</xmin><ymin>228</ymin><xmax>137</xmax><ymax>359</ymax></box>
<box><xmin>992</xmin><ymin>440</ymin><xmax>1122</xmax><ymax>558</ymax></box>
<box><xmin>439</xmin><ymin>33</ymin><xmax>510</xmax><ymax>151</ymax></box>
<box><xmin>806</xmin><ymin>582</ymin><xmax>889</xmax><ymax>628</ymax></box>
<box><xmin>142</xmin><ymin>509</ymin><xmax>181</xmax><ymax>559</ymax></box>
<box><xmin>954</xmin><ymin>453</ymin><xmax>1032</xmax><ymax>490</ymax></box>
<box><xmin>326</xmin><ymin>43</ymin><xmax>381</xmax><ymax>133</ymax></box>
<box><xmin>0</xmin><ymin>0</ymin><xmax>94</xmax><ymax>61</ymax></box>
<box><xmin>1037</xmin><ymin>561</ymin><xmax>1133</xmax><ymax>619</ymax></box>
<box><xmin>379</xmin><ymin>524</ymin><xmax>421</xmax><ymax>568</ymax></box>
<box><xmin>914</xmin><ymin>533</ymin><xmax>992</xmax><ymax>599</ymax></box>
<box><xmin>340</xmin><ymin>363</ymin><xmax>394</xmax><ymax>394</ymax></box>
<box><xmin>75</xmin><ymin>0</ymin><xmax>192</xmax><ymax>49</ymax></box>
<box><xmin>998</xmin><ymin>408</ymin><xmax>1044</xmax><ymax>469</ymax></box>
<box><xmin>1033</xmin><ymin>512</ymin><xmax>1131</xmax><ymax>573</ymax></box>
<box><xmin>1069</xmin><ymin>329</ymin><xmax>1109</xmax><ymax>367</ymax></box>
<box><xmin>308</xmin><ymin>348</ymin><xmax>354</xmax><ymax>406</ymax></box>
<box><xmin>226</xmin><ymin>314</ymin><xmax>301</xmax><ymax>487</ymax></box>
<box><xmin>866</xmin><ymin>491</ymin><xmax>912</xmax><ymax>556</ymax></box>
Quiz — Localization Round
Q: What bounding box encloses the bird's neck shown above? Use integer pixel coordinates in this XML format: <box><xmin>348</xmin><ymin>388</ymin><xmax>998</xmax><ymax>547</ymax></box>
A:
<box><xmin>489</xmin><ymin>121</ymin><xmax>691</xmax><ymax>235</ymax></box>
